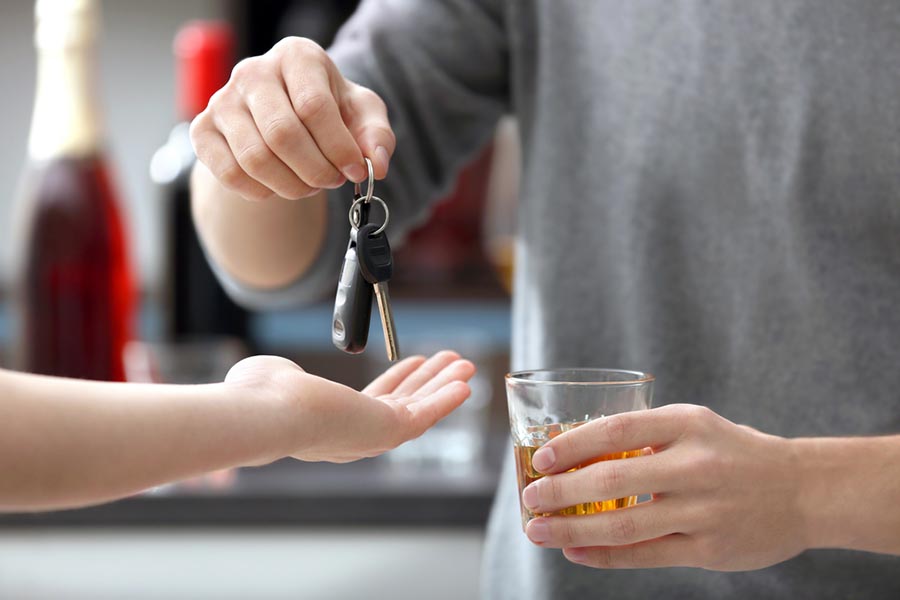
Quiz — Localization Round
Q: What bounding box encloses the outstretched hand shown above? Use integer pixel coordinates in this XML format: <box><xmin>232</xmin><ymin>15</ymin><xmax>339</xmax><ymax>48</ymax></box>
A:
<box><xmin>225</xmin><ymin>351</ymin><xmax>475</xmax><ymax>463</ymax></box>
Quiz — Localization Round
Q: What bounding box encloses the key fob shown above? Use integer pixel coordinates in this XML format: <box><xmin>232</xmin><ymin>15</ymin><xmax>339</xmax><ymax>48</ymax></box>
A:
<box><xmin>332</xmin><ymin>230</ymin><xmax>373</xmax><ymax>354</ymax></box>
<box><xmin>356</xmin><ymin>223</ymin><xmax>393</xmax><ymax>284</ymax></box>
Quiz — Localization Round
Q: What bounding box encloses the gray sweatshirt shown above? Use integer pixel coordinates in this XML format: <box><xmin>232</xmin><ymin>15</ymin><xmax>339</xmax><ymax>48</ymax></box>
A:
<box><xmin>214</xmin><ymin>1</ymin><xmax>900</xmax><ymax>598</ymax></box>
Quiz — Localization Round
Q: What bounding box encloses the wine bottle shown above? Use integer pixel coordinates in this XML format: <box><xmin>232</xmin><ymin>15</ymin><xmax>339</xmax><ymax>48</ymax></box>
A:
<box><xmin>150</xmin><ymin>21</ymin><xmax>249</xmax><ymax>343</ymax></box>
<box><xmin>13</xmin><ymin>0</ymin><xmax>135</xmax><ymax>381</ymax></box>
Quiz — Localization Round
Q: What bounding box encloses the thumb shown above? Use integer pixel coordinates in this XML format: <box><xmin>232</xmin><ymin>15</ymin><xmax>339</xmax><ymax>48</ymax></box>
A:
<box><xmin>340</xmin><ymin>83</ymin><xmax>396</xmax><ymax>179</ymax></box>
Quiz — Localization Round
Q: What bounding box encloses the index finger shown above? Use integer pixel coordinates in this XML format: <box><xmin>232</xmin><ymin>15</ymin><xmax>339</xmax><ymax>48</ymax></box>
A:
<box><xmin>281</xmin><ymin>59</ymin><xmax>365</xmax><ymax>182</ymax></box>
<box><xmin>534</xmin><ymin>405</ymin><xmax>690</xmax><ymax>474</ymax></box>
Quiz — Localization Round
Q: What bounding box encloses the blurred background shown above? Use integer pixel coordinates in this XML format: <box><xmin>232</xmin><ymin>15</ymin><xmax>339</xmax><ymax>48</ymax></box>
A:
<box><xmin>0</xmin><ymin>1</ymin><xmax>520</xmax><ymax>598</ymax></box>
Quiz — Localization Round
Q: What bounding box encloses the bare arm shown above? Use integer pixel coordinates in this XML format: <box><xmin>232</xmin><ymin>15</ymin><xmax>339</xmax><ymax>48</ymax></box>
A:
<box><xmin>0</xmin><ymin>352</ymin><xmax>473</xmax><ymax>512</ymax></box>
<box><xmin>0</xmin><ymin>368</ymin><xmax>283</xmax><ymax>511</ymax></box>
<box><xmin>794</xmin><ymin>435</ymin><xmax>900</xmax><ymax>556</ymax></box>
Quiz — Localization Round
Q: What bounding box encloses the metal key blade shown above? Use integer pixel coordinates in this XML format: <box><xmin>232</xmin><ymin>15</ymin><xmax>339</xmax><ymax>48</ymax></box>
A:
<box><xmin>356</xmin><ymin>222</ymin><xmax>399</xmax><ymax>362</ymax></box>
<box><xmin>373</xmin><ymin>282</ymin><xmax>399</xmax><ymax>361</ymax></box>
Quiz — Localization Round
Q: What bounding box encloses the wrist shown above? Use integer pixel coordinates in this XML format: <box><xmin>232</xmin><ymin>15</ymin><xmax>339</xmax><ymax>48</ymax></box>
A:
<box><xmin>218</xmin><ymin>374</ymin><xmax>303</xmax><ymax>468</ymax></box>
<box><xmin>788</xmin><ymin>436</ymin><xmax>879</xmax><ymax>551</ymax></box>
<box><xmin>786</xmin><ymin>438</ymin><xmax>825</xmax><ymax>550</ymax></box>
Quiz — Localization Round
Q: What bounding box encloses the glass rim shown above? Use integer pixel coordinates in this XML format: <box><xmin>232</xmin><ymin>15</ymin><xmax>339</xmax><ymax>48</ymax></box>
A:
<box><xmin>505</xmin><ymin>368</ymin><xmax>655</xmax><ymax>387</ymax></box>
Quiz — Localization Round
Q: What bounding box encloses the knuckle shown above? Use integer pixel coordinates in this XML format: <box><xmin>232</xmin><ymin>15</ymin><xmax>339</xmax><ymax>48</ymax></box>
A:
<box><xmin>356</xmin><ymin>85</ymin><xmax>389</xmax><ymax>112</ymax></box>
<box><xmin>230</xmin><ymin>57</ymin><xmax>259</xmax><ymax>82</ymax></box>
<box><xmin>304</xmin><ymin>166</ymin><xmax>339</xmax><ymax>188</ymax></box>
<box><xmin>294</xmin><ymin>91</ymin><xmax>332</xmax><ymax>123</ymax></box>
<box><xmin>296</xmin><ymin>186</ymin><xmax>322</xmax><ymax>199</ymax></box>
<box><xmin>189</xmin><ymin>112</ymin><xmax>210</xmax><ymax>137</ymax></box>
<box><xmin>277</xmin><ymin>185</ymin><xmax>306</xmax><ymax>201</ymax></box>
<box><xmin>595</xmin><ymin>462</ymin><xmax>625</xmax><ymax>496</ymax></box>
<box><xmin>690</xmin><ymin>450</ymin><xmax>732</xmax><ymax>493</ymax></box>
<box><xmin>629</xmin><ymin>541</ymin><xmax>653</xmax><ymax>567</ymax></box>
<box><xmin>243</xmin><ymin>187</ymin><xmax>272</xmax><ymax>202</ymax></box>
<box><xmin>288</xmin><ymin>180</ymin><xmax>316</xmax><ymax>199</ymax></box>
<box><xmin>665</xmin><ymin>403</ymin><xmax>708</xmax><ymax>435</ymax></box>
<box><xmin>188</xmin><ymin>115</ymin><xmax>213</xmax><ymax>151</ymax></box>
<box><xmin>558</xmin><ymin>429</ymin><xmax>580</xmax><ymax>461</ymax></box>
<box><xmin>235</xmin><ymin>144</ymin><xmax>272</xmax><ymax>174</ymax></box>
<box><xmin>544</xmin><ymin>476</ymin><xmax>564</xmax><ymax>506</ymax></box>
<box><xmin>274</xmin><ymin>36</ymin><xmax>325</xmax><ymax>59</ymax></box>
<box><xmin>593</xmin><ymin>547</ymin><xmax>615</xmax><ymax>569</ymax></box>
<box><xmin>218</xmin><ymin>163</ymin><xmax>247</xmax><ymax>189</ymax></box>
<box><xmin>382</xmin><ymin>131</ymin><xmax>397</xmax><ymax>153</ymax></box>
<box><xmin>262</xmin><ymin>117</ymin><xmax>300</xmax><ymax>150</ymax></box>
<box><xmin>204</xmin><ymin>89</ymin><xmax>229</xmax><ymax>115</ymax></box>
<box><xmin>684</xmin><ymin>405</ymin><xmax>717</xmax><ymax>436</ymax></box>
<box><xmin>558</xmin><ymin>520</ymin><xmax>577</xmax><ymax>547</ymax></box>
<box><xmin>207</xmin><ymin>87</ymin><xmax>226</xmax><ymax>106</ymax></box>
<box><xmin>357</xmin><ymin>123</ymin><xmax>396</xmax><ymax>148</ymax></box>
<box><xmin>602</xmin><ymin>413</ymin><xmax>630</xmax><ymax>446</ymax></box>
<box><xmin>693</xmin><ymin>447</ymin><xmax>722</xmax><ymax>473</ymax></box>
<box><xmin>688</xmin><ymin>404</ymin><xmax>714</xmax><ymax>420</ymax></box>
<box><xmin>608</xmin><ymin>512</ymin><xmax>638</xmax><ymax>544</ymax></box>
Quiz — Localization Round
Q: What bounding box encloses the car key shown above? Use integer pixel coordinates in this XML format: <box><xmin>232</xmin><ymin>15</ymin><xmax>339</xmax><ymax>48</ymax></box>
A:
<box><xmin>356</xmin><ymin>222</ymin><xmax>400</xmax><ymax>362</ymax></box>
<box><xmin>332</xmin><ymin>202</ymin><xmax>373</xmax><ymax>354</ymax></box>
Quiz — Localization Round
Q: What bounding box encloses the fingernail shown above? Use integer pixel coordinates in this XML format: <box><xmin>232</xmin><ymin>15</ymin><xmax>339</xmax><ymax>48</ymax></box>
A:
<box><xmin>564</xmin><ymin>548</ymin><xmax>588</xmax><ymax>564</ymax></box>
<box><xmin>375</xmin><ymin>145</ymin><xmax>390</xmax><ymax>176</ymax></box>
<box><xmin>532</xmin><ymin>447</ymin><xmax>556</xmax><ymax>472</ymax></box>
<box><xmin>343</xmin><ymin>163</ymin><xmax>366</xmax><ymax>183</ymax></box>
<box><xmin>526</xmin><ymin>519</ymin><xmax>551</xmax><ymax>544</ymax></box>
<box><xmin>522</xmin><ymin>483</ymin><xmax>540</xmax><ymax>510</ymax></box>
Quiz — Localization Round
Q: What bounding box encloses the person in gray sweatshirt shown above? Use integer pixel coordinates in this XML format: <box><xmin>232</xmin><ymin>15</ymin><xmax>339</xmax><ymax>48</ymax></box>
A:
<box><xmin>189</xmin><ymin>1</ymin><xmax>900</xmax><ymax>597</ymax></box>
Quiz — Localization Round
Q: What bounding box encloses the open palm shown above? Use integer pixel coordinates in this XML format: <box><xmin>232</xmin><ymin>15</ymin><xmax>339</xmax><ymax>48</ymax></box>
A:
<box><xmin>225</xmin><ymin>351</ymin><xmax>476</xmax><ymax>463</ymax></box>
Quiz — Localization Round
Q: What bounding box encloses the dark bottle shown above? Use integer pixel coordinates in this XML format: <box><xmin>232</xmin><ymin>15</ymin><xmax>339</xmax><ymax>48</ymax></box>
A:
<box><xmin>150</xmin><ymin>21</ymin><xmax>249</xmax><ymax>342</ymax></box>
<box><xmin>14</xmin><ymin>0</ymin><xmax>135</xmax><ymax>381</ymax></box>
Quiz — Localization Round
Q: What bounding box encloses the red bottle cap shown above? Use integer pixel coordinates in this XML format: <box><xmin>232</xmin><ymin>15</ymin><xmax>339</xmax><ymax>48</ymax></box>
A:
<box><xmin>174</xmin><ymin>21</ymin><xmax>234</xmax><ymax>120</ymax></box>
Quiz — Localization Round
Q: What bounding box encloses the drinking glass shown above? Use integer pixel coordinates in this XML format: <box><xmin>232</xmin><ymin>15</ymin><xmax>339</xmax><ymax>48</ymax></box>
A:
<box><xmin>506</xmin><ymin>368</ymin><xmax>654</xmax><ymax>529</ymax></box>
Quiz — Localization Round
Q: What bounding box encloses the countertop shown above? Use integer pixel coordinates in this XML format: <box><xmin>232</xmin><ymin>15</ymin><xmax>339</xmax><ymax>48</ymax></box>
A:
<box><xmin>0</xmin><ymin>440</ymin><xmax>507</xmax><ymax>528</ymax></box>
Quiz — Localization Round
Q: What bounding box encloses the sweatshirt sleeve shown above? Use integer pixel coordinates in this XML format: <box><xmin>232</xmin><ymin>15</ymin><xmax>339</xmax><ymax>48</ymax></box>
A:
<box><xmin>213</xmin><ymin>0</ymin><xmax>510</xmax><ymax>310</ymax></box>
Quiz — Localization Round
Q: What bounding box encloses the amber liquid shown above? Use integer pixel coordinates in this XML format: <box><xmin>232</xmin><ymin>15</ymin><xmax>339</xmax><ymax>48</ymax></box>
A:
<box><xmin>514</xmin><ymin>423</ymin><xmax>641</xmax><ymax>529</ymax></box>
<box><xmin>19</xmin><ymin>156</ymin><xmax>135</xmax><ymax>381</ymax></box>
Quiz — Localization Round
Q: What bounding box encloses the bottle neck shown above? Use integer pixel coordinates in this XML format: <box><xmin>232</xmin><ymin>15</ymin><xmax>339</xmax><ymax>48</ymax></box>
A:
<box><xmin>28</xmin><ymin>43</ymin><xmax>104</xmax><ymax>160</ymax></box>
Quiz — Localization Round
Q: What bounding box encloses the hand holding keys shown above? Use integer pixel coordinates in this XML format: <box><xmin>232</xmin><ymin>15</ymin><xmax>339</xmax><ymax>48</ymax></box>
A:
<box><xmin>332</xmin><ymin>158</ymin><xmax>400</xmax><ymax>361</ymax></box>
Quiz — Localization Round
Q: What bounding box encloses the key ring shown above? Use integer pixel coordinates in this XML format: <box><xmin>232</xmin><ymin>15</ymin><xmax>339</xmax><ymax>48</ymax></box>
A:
<box><xmin>353</xmin><ymin>157</ymin><xmax>375</xmax><ymax>204</ymax></box>
<box><xmin>349</xmin><ymin>195</ymin><xmax>390</xmax><ymax>236</ymax></box>
<box><xmin>348</xmin><ymin>157</ymin><xmax>389</xmax><ymax>235</ymax></box>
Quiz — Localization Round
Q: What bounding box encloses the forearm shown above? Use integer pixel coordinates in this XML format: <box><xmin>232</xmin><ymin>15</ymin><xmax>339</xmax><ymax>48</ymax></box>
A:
<box><xmin>793</xmin><ymin>435</ymin><xmax>900</xmax><ymax>555</ymax></box>
<box><xmin>0</xmin><ymin>369</ymin><xmax>289</xmax><ymax>511</ymax></box>
<box><xmin>191</xmin><ymin>162</ymin><xmax>329</xmax><ymax>290</ymax></box>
